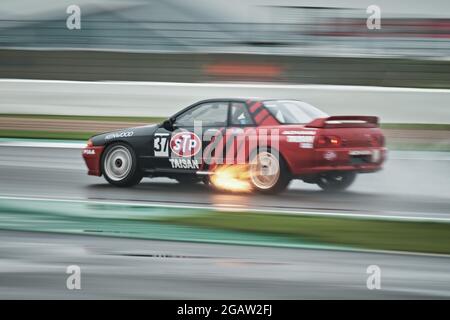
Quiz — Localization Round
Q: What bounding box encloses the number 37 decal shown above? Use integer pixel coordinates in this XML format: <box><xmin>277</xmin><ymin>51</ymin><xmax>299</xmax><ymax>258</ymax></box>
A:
<box><xmin>154</xmin><ymin>133</ymin><xmax>170</xmax><ymax>157</ymax></box>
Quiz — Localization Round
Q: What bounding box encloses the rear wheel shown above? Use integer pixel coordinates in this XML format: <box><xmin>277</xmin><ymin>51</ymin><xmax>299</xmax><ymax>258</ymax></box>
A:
<box><xmin>249</xmin><ymin>150</ymin><xmax>291</xmax><ymax>194</ymax></box>
<box><xmin>101</xmin><ymin>143</ymin><xmax>142</xmax><ymax>187</ymax></box>
<box><xmin>316</xmin><ymin>171</ymin><xmax>356</xmax><ymax>192</ymax></box>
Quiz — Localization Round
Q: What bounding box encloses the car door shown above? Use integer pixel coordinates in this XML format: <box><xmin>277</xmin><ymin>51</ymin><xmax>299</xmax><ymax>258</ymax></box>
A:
<box><xmin>223</xmin><ymin>101</ymin><xmax>256</xmax><ymax>165</ymax></box>
<box><xmin>151</xmin><ymin>101</ymin><xmax>229</xmax><ymax>173</ymax></box>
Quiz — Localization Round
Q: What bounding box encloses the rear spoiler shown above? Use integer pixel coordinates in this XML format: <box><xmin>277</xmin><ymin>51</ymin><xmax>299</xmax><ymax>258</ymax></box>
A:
<box><xmin>305</xmin><ymin>116</ymin><xmax>379</xmax><ymax>128</ymax></box>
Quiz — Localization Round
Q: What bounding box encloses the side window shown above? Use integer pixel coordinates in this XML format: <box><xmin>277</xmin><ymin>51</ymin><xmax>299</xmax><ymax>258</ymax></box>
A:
<box><xmin>230</xmin><ymin>102</ymin><xmax>254</xmax><ymax>126</ymax></box>
<box><xmin>175</xmin><ymin>102</ymin><xmax>228</xmax><ymax>127</ymax></box>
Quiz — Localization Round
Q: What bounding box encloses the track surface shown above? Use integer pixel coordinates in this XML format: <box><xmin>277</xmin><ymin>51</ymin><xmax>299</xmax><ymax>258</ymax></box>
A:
<box><xmin>1</xmin><ymin>146</ymin><xmax>450</xmax><ymax>218</ymax></box>
<box><xmin>1</xmin><ymin>146</ymin><xmax>450</xmax><ymax>298</ymax></box>
<box><xmin>1</xmin><ymin>230</ymin><xmax>449</xmax><ymax>299</ymax></box>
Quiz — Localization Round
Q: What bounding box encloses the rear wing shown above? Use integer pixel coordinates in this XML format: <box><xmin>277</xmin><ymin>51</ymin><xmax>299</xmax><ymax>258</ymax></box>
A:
<box><xmin>305</xmin><ymin>116</ymin><xmax>379</xmax><ymax>128</ymax></box>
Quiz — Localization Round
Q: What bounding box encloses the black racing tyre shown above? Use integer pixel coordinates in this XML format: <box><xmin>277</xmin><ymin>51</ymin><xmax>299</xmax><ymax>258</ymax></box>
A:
<box><xmin>249</xmin><ymin>150</ymin><xmax>291</xmax><ymax>194</ymax></box>
<box><xmin>316</xmin><ymin>171</ymin><xmax>356</xmax><ymax>192</ymax></box>
<box><xmin>101</xmin><ymin>142</ymin><xmax>142</xmax><ymax>187</ymax></box>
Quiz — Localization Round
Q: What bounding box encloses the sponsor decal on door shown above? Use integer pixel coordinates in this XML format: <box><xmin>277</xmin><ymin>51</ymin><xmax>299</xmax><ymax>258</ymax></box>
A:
<box><xmin>170</xmin><ymin>132</ymin><xmax>202</xmax><ymax>157</ymax></box>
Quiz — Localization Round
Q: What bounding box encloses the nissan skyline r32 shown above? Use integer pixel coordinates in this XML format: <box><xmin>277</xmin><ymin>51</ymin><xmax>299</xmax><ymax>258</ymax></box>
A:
<box><xmin>82</xmin><ymin>99</ymin><xmax>387</xmax><ymax>193</ymax></box>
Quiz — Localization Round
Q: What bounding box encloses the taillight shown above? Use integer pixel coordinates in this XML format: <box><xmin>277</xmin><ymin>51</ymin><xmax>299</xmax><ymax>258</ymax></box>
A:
<box><xmin>316</xmin><ymin>135</ymin><xmax>341</xmax><ymax>148</ymax></box>
<box><xmin>86</xmin><ymin>139</ymin><xmax>93</xmax><ymax>147</ymax></box>
<box><xmin>370</xmin><ymin>135</ymin><xmax>385</xmax><ymax>147</ymax></box>
<box><xmin>329</xmin><ymin>137</ymin><xmax>340</xmax><ymax>145</ymax></box>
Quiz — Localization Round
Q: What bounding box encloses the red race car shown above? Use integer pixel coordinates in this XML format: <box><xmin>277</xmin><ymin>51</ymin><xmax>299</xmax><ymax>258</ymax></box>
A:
<box><xmin>82</xmin><ymin>99</ymin><xmax>387</xmax><ymax>193</ymax></box>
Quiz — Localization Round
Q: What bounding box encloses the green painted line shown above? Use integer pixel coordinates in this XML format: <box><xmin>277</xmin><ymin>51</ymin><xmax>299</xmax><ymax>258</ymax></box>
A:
<box><xmin>2</xmin><ymin>198</ymin><xmax>449</xmax><ymax>255</ymax></box>
<box><xmin>0</xmin><ymin>197</ymin><xmax>450</xmax><ymax>255</ymax></box>
<box><xmin>0</xmin><ymin>199</ymin><xmax>339</xmax><ymax>251</ymax></box>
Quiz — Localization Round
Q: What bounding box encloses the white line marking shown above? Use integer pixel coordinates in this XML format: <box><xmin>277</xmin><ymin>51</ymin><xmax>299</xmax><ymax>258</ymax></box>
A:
<box><xmin>0</xmin><ymin>195</ymin><xmax>449</xmax><ymax>223</ymax></box>
<box><xmin>2</xmin><ymin>78</ymin><xmax>450</xmax><ymax>94</ymax></box>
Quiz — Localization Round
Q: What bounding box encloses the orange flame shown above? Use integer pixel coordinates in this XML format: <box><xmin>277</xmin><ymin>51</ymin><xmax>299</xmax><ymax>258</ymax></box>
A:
<box><xmin>210</xmin><ymin>165</ymin><xmax>252</xmax><ymax>193</ymax></box>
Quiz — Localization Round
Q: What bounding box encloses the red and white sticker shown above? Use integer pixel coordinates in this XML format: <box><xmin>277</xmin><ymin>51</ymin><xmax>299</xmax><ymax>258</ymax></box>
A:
<box><xmin>170</xmin><ymin>132</ymin><xmax>201</xmax><ymax>157</ymax></box>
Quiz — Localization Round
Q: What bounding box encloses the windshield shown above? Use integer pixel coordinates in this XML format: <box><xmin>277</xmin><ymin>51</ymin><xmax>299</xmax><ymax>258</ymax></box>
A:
<box><xmin>263</xmin><ymin>100</ymin><xmax>328</xmax><ymax>124</ymax></box>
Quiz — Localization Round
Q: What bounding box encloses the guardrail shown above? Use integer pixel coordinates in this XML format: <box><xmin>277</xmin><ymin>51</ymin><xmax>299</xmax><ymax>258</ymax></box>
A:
<box><xmin>1</xmin><ymin>79</ymin><xmax>449</xmax><ymax>123</ymax></box>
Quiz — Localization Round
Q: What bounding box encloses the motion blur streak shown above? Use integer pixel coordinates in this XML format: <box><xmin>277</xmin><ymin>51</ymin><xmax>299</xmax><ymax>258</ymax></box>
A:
<box><xmin>1</xmin><ymin>0</ymin><xmax>450</xmax><ymax>58</ymax></box>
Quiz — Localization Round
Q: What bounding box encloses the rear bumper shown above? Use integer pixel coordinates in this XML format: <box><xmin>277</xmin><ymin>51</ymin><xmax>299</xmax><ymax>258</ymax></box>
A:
<box><xmin>82</xmin><ymin>146</ymin><xmax>104</xmax><ymax>176</ymax></box>
<box><xmin>290</xmin><ymin>147</ymin><xmax>387</xmax><ymax>175</ymax></box>
<box><xmin>300</xmin><ymin>164</ymin><xmax>382</xmax><ymax>174</ymax></box>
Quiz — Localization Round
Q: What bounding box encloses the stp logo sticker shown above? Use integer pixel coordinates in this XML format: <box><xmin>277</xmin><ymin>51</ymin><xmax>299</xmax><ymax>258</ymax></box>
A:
<box><xmin>170</xmin><ymin>132</ymin><xmax>201</xmax><ymax>157</ymax></box>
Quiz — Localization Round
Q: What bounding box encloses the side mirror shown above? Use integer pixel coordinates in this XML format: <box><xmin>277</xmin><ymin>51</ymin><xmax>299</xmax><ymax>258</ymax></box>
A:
<box><xmin>162</xmin><ymin>118</ymin><xmax>174</xmax><ymax>131</ymax></box>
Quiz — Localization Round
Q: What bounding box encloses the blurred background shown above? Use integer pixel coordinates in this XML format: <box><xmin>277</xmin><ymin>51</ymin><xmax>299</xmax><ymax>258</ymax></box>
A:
<box><xmin>1</xmin><ymin>0</ymin><xmax>450</xmax><ymax>86</ymax></box>
<box><xmin>1</xmin><ymin>0</ymin><xmax>450</xmax><ymax>144</ymax></box>
<box><xmin>1</xmin><ymin>0</ymin><xmax>450</xmax><ymax>299</ymax></box>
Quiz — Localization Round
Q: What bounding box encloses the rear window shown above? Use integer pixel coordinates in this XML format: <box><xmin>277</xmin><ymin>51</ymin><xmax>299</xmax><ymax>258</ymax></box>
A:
<box><xmin>263</xmin><ymin>100</ymin><xmax>328</xmax><ymax>124</ymax></box>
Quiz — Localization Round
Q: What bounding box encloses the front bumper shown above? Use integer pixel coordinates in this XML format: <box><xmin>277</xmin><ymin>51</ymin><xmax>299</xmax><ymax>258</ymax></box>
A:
<box><xmin>82</xmin><ymin>146</ymin><xmax>105</xmax><ymax>176</ymax></box>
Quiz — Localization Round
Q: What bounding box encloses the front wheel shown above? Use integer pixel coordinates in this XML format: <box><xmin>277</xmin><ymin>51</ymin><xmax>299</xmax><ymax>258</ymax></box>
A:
<box><xmin>101</xmin><ymin>143</ymin><xmax>142</xmax><ymax>187</ymax></box>
<box><xmin>316</xmin><ymin>171</ymin><xmax>356</xmax><ymax>192</ymax></box>
<box><xmin>249</xmin><ymin>150</ymin><xmax>291</xmax><ymax>194</ymax></box>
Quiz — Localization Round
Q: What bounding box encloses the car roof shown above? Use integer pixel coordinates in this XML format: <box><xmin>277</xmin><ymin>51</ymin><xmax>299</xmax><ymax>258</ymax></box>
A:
<box><xmin>170</xmin><ymin>98</ymin><xmax>308</xmax><ymax>119</ymax></box>
<box><xmin>195</xmin><ymin>98</ymin><xmax>301</xmax><ymax>104</ymax></box>
<box><xmin>196</xmin><ymin>98</ymin><xmax>256</xmax><ymax>103</ymax></box>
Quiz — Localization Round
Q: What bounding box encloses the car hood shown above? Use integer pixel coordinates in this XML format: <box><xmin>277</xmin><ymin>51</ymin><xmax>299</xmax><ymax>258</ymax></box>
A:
<box><xmin>90</xmin><ymin>124</ymin><xmax>159</xmax><ymax>146</ymax></box>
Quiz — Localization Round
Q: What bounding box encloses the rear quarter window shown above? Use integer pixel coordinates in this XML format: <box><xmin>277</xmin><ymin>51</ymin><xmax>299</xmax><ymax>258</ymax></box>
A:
<box><xmin>264</xmin><ymin>100</ymin><xmax>327</xmax><ymax>124</ymax></box>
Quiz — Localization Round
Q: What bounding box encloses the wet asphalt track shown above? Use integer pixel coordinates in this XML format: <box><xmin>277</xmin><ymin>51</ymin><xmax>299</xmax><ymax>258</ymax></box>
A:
<box><xmin>0</xmin><ymin>146</ymin><xmax>450</xmax><ymax>218</ymax></box>
<box><xmin>0</xmin><ymin>146</ymin><xmax>450</xmax><ymax>299</ymax></box>
<box><xmin>1</xmin><ymin>230</ymin><xmax>450</xmax><ymax>299</ymax></box>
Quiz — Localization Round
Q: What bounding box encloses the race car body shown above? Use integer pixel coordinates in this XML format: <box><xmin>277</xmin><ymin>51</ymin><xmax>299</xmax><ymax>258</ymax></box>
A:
<box><xmin>82</xmin><ymin>99</ymin><xmax>387</xmax><ymax>193</ymax></box>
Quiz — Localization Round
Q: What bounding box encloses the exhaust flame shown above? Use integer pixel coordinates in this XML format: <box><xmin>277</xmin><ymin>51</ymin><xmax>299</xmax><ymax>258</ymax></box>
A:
<box><xmin>210</xmin><ymin>165</ymin><xmax>252</xmax><ymax>193</ymax></box>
